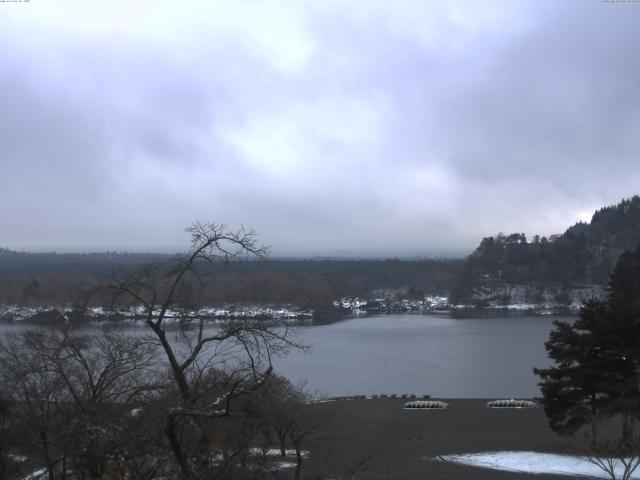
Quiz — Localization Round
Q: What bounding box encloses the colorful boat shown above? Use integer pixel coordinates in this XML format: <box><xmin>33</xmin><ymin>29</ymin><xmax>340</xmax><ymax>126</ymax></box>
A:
<box><xmin>404</xmin><ymin>400</ymin><xmax>448</xmax><ymax>409</ymax></box>
<box><xmin>486</xmin><ymin>399</ymin><xmax>536</xmax><ymax>408</ymax></box>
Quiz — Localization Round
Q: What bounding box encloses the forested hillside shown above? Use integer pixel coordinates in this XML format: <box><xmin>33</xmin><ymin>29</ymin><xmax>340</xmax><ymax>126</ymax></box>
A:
<box><xmin>452</xmin><ymin>196</ymin><xmax>640</xmax><ymax>304</ymax></box>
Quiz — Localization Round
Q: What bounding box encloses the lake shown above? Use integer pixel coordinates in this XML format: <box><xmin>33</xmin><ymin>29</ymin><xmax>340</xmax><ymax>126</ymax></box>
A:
<box><xmin>0</xmin><ymin>312</ymin><xmax>565</xmax><ymax>398</ymax></box>
<box><xmin>272</xmin><ymin>313</ymin><xmax>562</xmax><ymax>398</ymax></box>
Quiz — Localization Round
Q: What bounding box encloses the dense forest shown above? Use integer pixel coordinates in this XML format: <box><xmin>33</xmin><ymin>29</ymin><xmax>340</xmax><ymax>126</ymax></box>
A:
<box><xmin>0</xmin><ymin>249</ymin><xmax>460</xmax><ymax>309</ymax></box>
<box><xmin>4</xmin><ymin>196</ymin><xmax>640</xmax><ymax>311</ymax></box>
<box><xmin>452</xmin><ymin>196</ymin><xmax>640</xmax><ymax>304</ymax></box>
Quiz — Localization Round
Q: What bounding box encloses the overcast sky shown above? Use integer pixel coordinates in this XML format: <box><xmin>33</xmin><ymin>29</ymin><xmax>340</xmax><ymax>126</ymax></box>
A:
<box><xmin>1</xmin><ymin>0</ymin><xmax>639</xmax><ymax>256</ymax></box>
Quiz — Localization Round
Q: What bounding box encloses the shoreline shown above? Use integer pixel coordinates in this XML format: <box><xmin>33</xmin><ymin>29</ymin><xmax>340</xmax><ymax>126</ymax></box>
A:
<box><xmin>0</xmin><ymin>304</ymin><xmax>578</xmax><ymax>325</ymax></box>
<box><xmin>306</xmin><ymin>394</ymin><xmax>541</xmax><ymax>403</ymax></box>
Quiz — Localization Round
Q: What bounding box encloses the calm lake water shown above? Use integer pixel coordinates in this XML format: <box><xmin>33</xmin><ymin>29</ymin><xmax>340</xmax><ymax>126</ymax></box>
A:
<box><xmin>0</xmin><ymin>313</ymin><xmax>565</xmax><ymax>398</ymax></box>
<box><xmin>272</xmin><ymin>313</ymin><xmax>561</xmax><ymax>398</ymax></box>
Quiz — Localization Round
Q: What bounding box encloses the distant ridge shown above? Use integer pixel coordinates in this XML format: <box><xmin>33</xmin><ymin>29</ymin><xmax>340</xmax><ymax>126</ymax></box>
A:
<box><xmin>451</xmin><ymin>195</ymin><xmax>640</xmax><ymax>304</ymax></box>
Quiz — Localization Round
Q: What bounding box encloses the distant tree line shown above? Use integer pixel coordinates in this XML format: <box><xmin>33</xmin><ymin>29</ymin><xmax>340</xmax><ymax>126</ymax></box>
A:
<box><xmin>0</xmin><ymin>254</ymin><xmax>461</xmax><ymax>310</ymax></box>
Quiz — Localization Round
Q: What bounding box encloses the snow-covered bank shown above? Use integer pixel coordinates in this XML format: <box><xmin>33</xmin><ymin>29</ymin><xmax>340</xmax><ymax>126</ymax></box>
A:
<box><xmin>332</xmin><ymin>295</ymin><xmax>581</xmax><ymax>316</ymax></box>
<box><xmin>0</xmin><ymin>304</ymin><xmax>314</xmax><ymax>323</ymax></box>
<box><xmin>462</xmin><ymin>279</ymin><xmax>606</xmax><ymax>309</ymax></box>
<box><xmin>436</xmin><ymin>451</ymin><xmax>640</xmax><ymax>479</ymax></box>
<box><xmin>333</xmin><ymin>295</ymin><xmax>450</xmax><ymax>313</ymax></box>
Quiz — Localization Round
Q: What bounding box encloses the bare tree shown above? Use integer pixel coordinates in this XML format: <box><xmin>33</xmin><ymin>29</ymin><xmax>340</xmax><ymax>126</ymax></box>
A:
<box><xmin>586</xmin><ymin>414</ymin><xmax>640</xmax><ymax>480</ymax></box>
<box><xmin>0</xmin><ymin>328</ymin><xmax>160</xmax><ymax>480</ymax></box>
<box><xmin>250</xmin><ymin>374</ymin><xmax>303</xmax><ymax>458</ymax></box>
<box><xmin>102</xmin><ymin>222</ymin><xmax>304</xmax><ymax>479</ymax></box>
<box><xmin>1</xmin><ymin>330</ymin><xmax>72</xmax><ymax>479</ymax></box>
<box><xmin>288</xmin><ymin>405</ymin><xmax>329</xmax><ymax>480</ymax></box>
<box><xmin>0</xmin><ymin>397</ymin><xmax>24</xmax><ymax>480</ymax></box>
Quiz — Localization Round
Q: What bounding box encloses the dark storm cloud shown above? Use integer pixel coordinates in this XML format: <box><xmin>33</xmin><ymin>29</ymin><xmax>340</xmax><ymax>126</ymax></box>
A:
<box><xmin>1</xmin><ymin>1</ymin><xmax>639</xmax><ymax>254</ymax></box>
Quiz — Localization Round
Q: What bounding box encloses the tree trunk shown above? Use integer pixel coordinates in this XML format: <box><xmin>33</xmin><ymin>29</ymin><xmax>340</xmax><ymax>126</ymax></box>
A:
<box><xmin>622</xmin><ymin>413</ymin><xmax>633</xmax><ymax>449</ymax></box>
<box><xmin>294</xmin><ymin>445</ymin><xmax>303</xmax><ymax>480</ymax></box>
<box><xmin>38</xmin><ymin>430</ymin><xmax>55</xmax><ymax>480</ymax></box>
<box><xmin>165</xmin><ymin>413</ymin><xmax>192</xmax><ymax>479</ymax></box>
<box><xmin>278</xmin><ymin>432</ymin><xmax>287</xmax><ymax>457</ymax></box>
<box><xmin>149</xmin><ymin>323</ymin><xmax>192</xmax><ymax>402</ymax></box>
<box><xmin>197</xmin><ymin>428</ymin><xmax>211</xmax><ymax>475</ymax></box>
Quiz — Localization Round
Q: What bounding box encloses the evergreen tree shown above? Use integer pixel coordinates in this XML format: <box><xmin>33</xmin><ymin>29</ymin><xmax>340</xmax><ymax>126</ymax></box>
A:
<box><xmin>608</xmin><ymin>245</ymin><xmax>640</xmax><ymax>312</ymax></box>
<box><xmin>534</xmin><ymin>244</ymin><xmax>640</xmax><ymax>437</ymax></box>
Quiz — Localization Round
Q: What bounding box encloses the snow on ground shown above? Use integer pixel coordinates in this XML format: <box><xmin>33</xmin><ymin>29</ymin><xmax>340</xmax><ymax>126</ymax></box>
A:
<box><xmin>248</xmin><ymin>448</ymin><xmax>308</xmax><ymax>458</ymax></box>
<box><xmin>436</xmin><ymin>451</ymin><xmax>640</xmax><ymax>479</ymax></box>
<box><xmin>21</xmin><ymin>468</ymin><xmax>46</xmax><ymax>480</ymax></box>
<box><xmin>0</xmin><ymin>304</ymin><xmax>313</xmax><ymax>322</ymax></box>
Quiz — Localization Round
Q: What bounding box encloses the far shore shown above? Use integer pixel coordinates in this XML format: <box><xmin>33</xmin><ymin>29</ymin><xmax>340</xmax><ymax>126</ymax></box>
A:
<box><xmin>0</xmin><ymin>303</ymin><xmax>579</xmax><ymax>325</ymax></box>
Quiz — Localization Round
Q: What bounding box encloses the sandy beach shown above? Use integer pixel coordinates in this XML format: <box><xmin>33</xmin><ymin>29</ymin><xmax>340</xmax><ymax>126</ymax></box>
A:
<box><xmin>303</xmin><ymin>398</ymin><xmax>585</xmax><ymax>479</ymax></box>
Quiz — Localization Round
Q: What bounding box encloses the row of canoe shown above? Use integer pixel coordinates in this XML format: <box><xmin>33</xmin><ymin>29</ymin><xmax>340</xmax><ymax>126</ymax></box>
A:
<box><xmin>404</xmin><ymin>399</ymin><xmax>537</xmax><ymax>409</ymax></box>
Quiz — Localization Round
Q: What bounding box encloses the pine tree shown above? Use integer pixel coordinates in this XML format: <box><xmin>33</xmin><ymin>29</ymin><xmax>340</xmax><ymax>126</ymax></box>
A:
<box><xmin>534</xmin><ymin>244</ymin><xmax>640</xmax><ymax>437</ymax></box>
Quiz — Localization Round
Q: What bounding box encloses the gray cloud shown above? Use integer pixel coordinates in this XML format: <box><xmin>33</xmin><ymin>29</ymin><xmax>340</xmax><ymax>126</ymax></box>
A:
<box><xmin>1</xmin><ymin>0</ymin><xmax>639</xmax><ymax>255</ymax></box>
